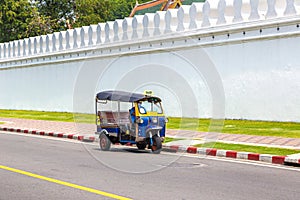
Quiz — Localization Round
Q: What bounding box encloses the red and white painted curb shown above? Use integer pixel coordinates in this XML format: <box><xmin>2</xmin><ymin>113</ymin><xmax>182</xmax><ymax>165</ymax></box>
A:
<box><xmin>162</xmin><ymin>144</ymin><xmax>300</xmax><ymax>165</ymax></box>
<box><xmin>284</xmin><ymin>154</ymin><xmax>300</xmax><ymax>165</ymax></box>
<box><xmin>0</xmin><ymin>127</ymin><xmax>95</xmax><ymax>142</ymax></box>
<box><xmin>1</xmin><ymin>126</ymin><xmax>299</xmax><ymax>166</ymax></box>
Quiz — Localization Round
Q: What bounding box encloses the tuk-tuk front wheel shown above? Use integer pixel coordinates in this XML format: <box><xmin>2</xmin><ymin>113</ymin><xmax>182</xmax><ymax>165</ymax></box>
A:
<box><xmin>99</xmin><ymin>133</ymin><xmax>111</xmax><ymax>151</ymax></box>
<box><xmin>151</xmin><ymin>135</ymin><xmax>162</xmax><ymax>154</ymax></box>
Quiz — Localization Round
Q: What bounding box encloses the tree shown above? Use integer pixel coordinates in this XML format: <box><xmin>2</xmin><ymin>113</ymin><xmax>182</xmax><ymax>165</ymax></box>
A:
<box><xmin>73</xmin><ymin>0</ymin><xmax>112</xmax><ymax>27</ymax></box>
<box><xmin>34</xmin><ymin>0</ymin><xmax>76</xmax><ymax>31</ymax></box>
<box><xmin>25</xmin><ymin>11</ymin><xmax>52</xmax><ymax>38</ymax></box>
<box><xmin>111</xmin><ymin>0</ymin><xmax>136</xmax><ymax>20</ymax></box>
<box><xmin>0</xmin><ymin>0</ymin><xmax>55</xmax><ymax>43</ymax></box>
<box><xmin>0</xmin><ymin>0</ymin><xmax>35</xmax><ymax>43</ymax></box>
<box><xmin>73</xmin><ymin>0</ymin><xmax>153</xmax><ymax>28</ymax></box>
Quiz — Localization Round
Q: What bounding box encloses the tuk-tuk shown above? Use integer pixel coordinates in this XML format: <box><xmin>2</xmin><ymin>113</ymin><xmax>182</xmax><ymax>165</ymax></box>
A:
<box><xmin>95</xmin><ymin>90</ymin><xmax>167</xmax><ymax>153</ymax></box>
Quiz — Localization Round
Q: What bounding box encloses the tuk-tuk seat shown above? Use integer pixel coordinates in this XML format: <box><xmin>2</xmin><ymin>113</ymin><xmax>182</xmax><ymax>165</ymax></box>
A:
<box><xmin>98</xmin><ymin>111</ymin><xmax>130</xmax><ymax>126</ymax></box>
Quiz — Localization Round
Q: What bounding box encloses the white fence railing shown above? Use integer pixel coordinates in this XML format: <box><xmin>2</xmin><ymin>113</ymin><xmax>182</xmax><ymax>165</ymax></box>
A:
<box><xmin>0</xmin><ymin>0</ymin><xmax>299</xmax><ymax>61</ymax></box>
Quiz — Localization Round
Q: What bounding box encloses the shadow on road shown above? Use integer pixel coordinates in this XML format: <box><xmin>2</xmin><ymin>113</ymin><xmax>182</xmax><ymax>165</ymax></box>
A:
<box><xmin>92</xmin><ymin>147</ymin><xmax>152</xmax><ymax>154</ymax></box>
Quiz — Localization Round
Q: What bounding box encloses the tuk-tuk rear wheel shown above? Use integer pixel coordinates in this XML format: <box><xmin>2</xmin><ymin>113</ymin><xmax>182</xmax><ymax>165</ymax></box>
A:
<box><xmin>99</xmin><ymin>133</ymin><xmax>111</xmax><ymax>151</ymax></box>
<box><xmin>151</xmin><ymin>135</ymin><xmax>162</xmax><ymax>154</ymax></box>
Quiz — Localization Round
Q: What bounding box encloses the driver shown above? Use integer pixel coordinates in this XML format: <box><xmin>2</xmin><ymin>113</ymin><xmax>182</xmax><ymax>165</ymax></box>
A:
<box><xmin>129</xmin><ymin>102</ymin><xmax>146</xmax><ymax>123</ymax></box>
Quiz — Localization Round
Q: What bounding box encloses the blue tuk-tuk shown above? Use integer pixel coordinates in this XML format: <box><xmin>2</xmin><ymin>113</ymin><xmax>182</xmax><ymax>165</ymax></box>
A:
<box><xmin>95</xmin><ymin>90</ymin><xmax>167</xmax><ymax>153</ymax></box>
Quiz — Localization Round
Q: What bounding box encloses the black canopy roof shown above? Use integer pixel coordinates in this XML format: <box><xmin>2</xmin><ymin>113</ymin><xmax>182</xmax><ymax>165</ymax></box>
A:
<box><xmin>96</xmin><ymin>90</ymin><xmax>161</xmax><ymax>102</ymax></box>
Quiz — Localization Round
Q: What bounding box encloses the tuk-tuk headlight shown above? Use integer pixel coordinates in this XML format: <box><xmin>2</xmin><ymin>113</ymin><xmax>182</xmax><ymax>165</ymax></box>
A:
<box><xmin>152</xmin><ymin>117</ymin><xmax>158</xmax><ymax>123</ymax></box>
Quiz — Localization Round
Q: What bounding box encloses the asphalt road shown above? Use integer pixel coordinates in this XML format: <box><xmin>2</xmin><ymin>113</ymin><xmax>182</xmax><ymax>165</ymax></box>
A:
<box><xmin>0</xmin><ymin>131</ymin><xmax>299</xmax><ymax>200</ymax></box>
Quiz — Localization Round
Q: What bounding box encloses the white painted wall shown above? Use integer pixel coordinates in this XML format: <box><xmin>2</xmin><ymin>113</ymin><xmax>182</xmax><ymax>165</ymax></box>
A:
<box><xmin>0</xmin><ymin>62</ymin><xmax>81</xmax><ymax>111</ymax></box>
<box><xmin>205</xmin><ymin>37</ymin><xmax>300</xmax><ymax>121</ymax></box>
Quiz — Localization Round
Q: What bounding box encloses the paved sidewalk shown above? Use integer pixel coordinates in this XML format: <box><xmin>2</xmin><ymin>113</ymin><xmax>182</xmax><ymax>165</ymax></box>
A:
<box><xmin>1</xmin><ymin>117</ymin><xmax>300</xmax><ymax>149</ymax></box>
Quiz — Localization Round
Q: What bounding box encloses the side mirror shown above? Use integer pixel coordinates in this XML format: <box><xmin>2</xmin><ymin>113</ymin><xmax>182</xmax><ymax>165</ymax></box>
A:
<box><xmin>139</xmin><ymin>107</ymin><xmax>146</xmax><ymax>114</ymax></box>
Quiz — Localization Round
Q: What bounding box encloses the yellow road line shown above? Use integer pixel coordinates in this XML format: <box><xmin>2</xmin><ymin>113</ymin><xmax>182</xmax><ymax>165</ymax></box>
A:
<box><xmin>0</xmin><ymin>165</ymin><xmax>132</xmax><ymax>200</ymax></box>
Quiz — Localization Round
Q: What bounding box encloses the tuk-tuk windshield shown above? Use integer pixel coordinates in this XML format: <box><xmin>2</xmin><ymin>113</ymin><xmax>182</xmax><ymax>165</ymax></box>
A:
<box><xmin>138</xmin><ymin>101</ymin><xmax>163</xmax><ymax>114</ymax></box>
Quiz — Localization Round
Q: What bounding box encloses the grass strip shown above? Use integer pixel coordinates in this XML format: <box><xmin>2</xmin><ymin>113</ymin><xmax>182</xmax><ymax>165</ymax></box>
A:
<box><xmin>167</xmin><ymin>117</ymin><xmax>300</xmax><ymax>138</ymax></box>
<box><xmin>163</xmin><ymin>137</ymin><xmax>185</xmax><ymax>143</ymax></box>
<box><xmin>194</xmin><ymin>142</ymin><xmax>300</xmax><ymax>156</ymax></box>
<box><xmin>0</xmin><ymin>109</ymin><xmax>95</xmax><ymax>124</ymax></box>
